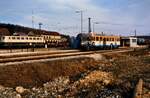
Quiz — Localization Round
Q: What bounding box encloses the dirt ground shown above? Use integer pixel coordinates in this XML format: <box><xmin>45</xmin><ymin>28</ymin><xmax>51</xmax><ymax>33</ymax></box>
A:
<box><xmin>0</xmin><ymin>48</ymin><xmax>149</xmax><ymax>98</ymax></box>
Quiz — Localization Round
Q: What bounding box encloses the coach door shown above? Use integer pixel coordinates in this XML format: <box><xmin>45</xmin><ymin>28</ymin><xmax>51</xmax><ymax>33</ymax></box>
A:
<box><xmin>103</xmin><ymin>38</ymin><xmax>106</xmax><ymax>46</ymax></box>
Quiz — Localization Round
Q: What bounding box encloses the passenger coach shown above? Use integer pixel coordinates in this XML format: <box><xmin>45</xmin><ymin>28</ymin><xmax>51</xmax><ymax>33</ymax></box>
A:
<box><xmin>79</xmin><ymin>33</ymin><xmax>120</xmax><ymax>50</ymax></box>
<box><xmin>0</xmin><ymin>36</ymin><xmax>44</xmax><ymax>48</ymax></box>
<box><xmin>0</xmin><ymin>35</ymin><xmax>69</xmax><ymax>48</ymax></box>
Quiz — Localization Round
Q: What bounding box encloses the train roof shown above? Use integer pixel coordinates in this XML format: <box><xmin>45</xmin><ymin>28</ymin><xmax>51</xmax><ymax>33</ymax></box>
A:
<box><xmin>91</xmin><ymin>34</ymin><xmax>120</xmax><ymax>38</ymax></box>
<box><xmin>89</xmin><ymin>32</ymin><xmax>120</xmax><ymax>37</ymax></box>
<box><xmin>77</xmin><ymin>33</ymin><xmax>120</xmax><ymax>38</ymax></box>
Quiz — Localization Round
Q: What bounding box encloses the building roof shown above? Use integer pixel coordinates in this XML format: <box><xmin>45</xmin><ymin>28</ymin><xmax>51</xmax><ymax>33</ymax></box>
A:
<box><xmin>0</xmin><ymin>28</ymin><xmax>10</xmax><ymax>36</ymax></box>
<box><xmin>136</xmin><ymin>36</ymin><xmax>150</xmax><ymax>40</ymax></box>
<box><xmin>121</xmin><ymin>36</ymin><xmax>137</xmax><ymax>39</ymax></box>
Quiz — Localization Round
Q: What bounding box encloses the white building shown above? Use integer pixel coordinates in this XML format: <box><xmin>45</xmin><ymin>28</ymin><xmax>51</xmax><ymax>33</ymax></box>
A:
<box><xmin>121</xmin><ymin>37</ymin><xmax>138</xmax><ymax>47</ymax></box>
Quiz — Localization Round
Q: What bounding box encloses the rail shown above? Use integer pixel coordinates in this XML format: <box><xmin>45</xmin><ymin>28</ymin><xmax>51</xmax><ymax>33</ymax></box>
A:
<box><xmin>0</xmin><ymin>48</ymin><xmax>133</xmax><ymax>65</ymax></box>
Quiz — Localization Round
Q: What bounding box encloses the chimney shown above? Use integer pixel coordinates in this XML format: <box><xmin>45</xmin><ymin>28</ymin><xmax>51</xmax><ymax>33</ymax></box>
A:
<box><xmin>88</xmin><ymin>18</ymin><xmax>91</xmax><ymax>33</ymax></box>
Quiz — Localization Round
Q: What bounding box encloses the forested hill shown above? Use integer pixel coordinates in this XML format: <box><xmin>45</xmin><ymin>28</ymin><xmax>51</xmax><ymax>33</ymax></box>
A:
<box><xmin>0</xmin><ymin>23</ymin><xmax>59</xmax><ymax>36</ymax></box>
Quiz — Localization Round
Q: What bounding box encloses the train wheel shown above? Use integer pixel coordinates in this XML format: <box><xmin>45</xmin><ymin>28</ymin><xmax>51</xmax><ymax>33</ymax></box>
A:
<box><xmin>86</xmin><ymin>45</ymin><xmax>90</xmax><ymax>51</ymax></box>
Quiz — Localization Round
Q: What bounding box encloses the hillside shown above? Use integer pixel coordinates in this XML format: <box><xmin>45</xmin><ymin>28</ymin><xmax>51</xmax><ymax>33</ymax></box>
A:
<box><xmin>0</xmin><ymin>23</ymin><xmax>59</xmax><ymax>36</ymax></box>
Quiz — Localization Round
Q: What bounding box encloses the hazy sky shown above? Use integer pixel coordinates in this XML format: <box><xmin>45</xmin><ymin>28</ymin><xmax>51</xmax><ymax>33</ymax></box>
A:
<box><xmin>0</xmin><ymin>0</ymin><xmax>150</xmax><ymax>36</ymax></box>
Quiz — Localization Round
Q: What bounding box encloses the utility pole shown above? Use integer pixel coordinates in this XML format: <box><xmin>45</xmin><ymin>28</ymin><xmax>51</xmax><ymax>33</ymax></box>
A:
<box><xmin>135</xmin><ymin>29</ymin><xmax>137</xmax><ymax>37</ymax></box>
<box><xmin>93</xmin><ymin>22</ymin><xmax>99</xmax><ymax>33</ymax></box>
<box><xmin>39</xmin><ymin>22</ymin><xmax>42</xmax><ymax>30</ymax></box>
<box><xmin>76</xmin><ymin>10</ymin><xmax>83</xmax><ymax>33</ymax></box>
<box><xmin>81</xmin><ymin>11</ymin><xmax>83</xmax><ymax>33</ymax></box>
<box><xmin>32</xmin><ymin>10</ymin><xmax>34</xmax><ymax>28</ymax></box>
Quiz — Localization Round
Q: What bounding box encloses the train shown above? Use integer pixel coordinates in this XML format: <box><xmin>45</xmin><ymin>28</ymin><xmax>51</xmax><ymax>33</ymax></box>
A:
<box><xmin>0</xmin><ymin>31</ymin><xmax>139</xmax><ymax>50</ymax></box>
<box><xmin>0</xmin><ymin>35</ymin><xmax>69</xmax><ymax>48</ymax></box>
<box><xmin>76</xmin><ymin>33</ymin><xmax>120</xmax><ymax>50</ymax></box>
<box><xmin>0</xmin><ymin>24</ymin><xmax>69</xmax><ymax>48</ymax></box>
<box><xmin>0</xmin><ymin>23</ymin><xmax>142</xmax><ymax>50</ymax></box>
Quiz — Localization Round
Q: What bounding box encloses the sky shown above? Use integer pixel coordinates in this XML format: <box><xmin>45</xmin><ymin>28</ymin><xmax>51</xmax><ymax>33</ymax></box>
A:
<box><xmin>0</xmin><ymin>0</ymin><xmax>150</xmax><ymax>36</ymax></box>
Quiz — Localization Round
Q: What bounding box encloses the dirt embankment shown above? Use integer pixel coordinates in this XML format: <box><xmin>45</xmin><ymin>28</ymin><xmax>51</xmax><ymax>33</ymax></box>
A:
<box><xmin>0</xmin><ymin>48</ymin><xmax>149</xmax><ymax>98</ymax></box>
<box><xmin>103</xmin><ymin>48</ymin><xmax>150</xmax><ymax>98</ymax></box>
<box><xmin>0</xmin><ymin>57</ymin><xmax>102</xmax><ymax>88</ymax></box>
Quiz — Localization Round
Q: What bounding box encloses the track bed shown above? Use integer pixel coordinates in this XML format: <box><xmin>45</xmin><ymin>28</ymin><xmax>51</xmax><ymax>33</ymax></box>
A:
<box><xmin>0</xmin><ymin>48</ymin><xmax>149</xmax><ymax>98</ymax></box>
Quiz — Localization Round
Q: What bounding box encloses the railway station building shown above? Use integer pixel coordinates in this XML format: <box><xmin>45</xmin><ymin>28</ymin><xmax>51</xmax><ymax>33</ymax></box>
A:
<box><xmin>121</xmin><ymin>37</ymin><xmax>138</xmax><ymax>47</ymax></box>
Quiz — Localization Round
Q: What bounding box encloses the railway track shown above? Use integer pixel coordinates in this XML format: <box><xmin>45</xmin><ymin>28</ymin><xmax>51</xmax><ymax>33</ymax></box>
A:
<box><xmin>0</xmin><ymin>50</ymin><xmax>80</xmax><ymax>59</ymax></box>
<box><xmin>0</xmin><ymin>48</ymin><xmax>133</xmax><ymax>65</ymax></box>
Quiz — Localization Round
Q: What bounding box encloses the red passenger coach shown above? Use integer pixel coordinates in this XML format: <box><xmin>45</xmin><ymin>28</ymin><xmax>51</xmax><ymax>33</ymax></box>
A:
<box><xmin>0</xmin><ymin>23</ymin><xmax>69</xmax><ymax>48</ymax></box>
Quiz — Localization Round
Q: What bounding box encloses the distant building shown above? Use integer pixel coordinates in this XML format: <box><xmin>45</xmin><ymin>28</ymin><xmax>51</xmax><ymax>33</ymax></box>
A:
<box><xmin>121</xmin><ymin>37</ymin><xmax>138</xmax><ymax>47</ymax></box>
<box><xmin>136</xmin><ymin>36</ymin><xmax>150</xmax><ymax>45</ymax></box>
